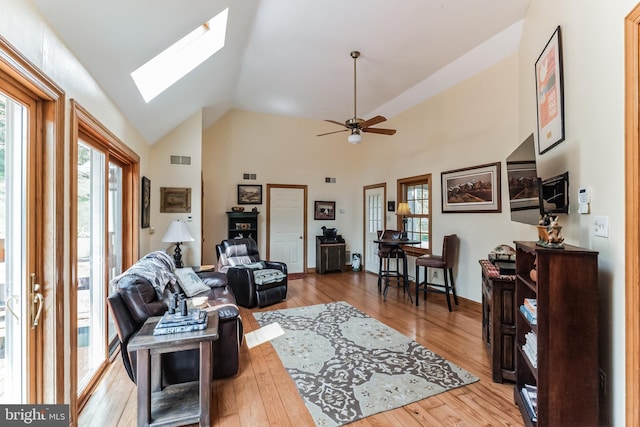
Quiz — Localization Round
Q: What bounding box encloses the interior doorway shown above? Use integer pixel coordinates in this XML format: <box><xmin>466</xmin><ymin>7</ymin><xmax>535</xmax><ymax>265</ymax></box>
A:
<box><xmin>363</xmin><ymin>184</ymin><xmax>386</xmax><ymax>273</ymax></box>
<box><xmin>267</xmin><ymin>184</ymin><xmax>307</xmax><ymax>273</ymax></box>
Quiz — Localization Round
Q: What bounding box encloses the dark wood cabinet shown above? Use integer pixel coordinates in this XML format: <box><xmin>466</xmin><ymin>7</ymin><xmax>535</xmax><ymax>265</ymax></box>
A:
<box><xmin>226</xmin><ymin>212</ymin><xmax>259</xmax><ymax>243</ymax></box>
<box><xmin>514</xmin><ymin>241</ymin><xmax>599</xmax><ymax>427</ymax></box>
<box><xmin>316</xmin><ymin>236</ymin><xmax>346</xmax><ymax>274</ymax></box>
<box><xmin>480</xmin><ymin>259</ymin><xmax>516</xmax><ymax>383</ymax></box>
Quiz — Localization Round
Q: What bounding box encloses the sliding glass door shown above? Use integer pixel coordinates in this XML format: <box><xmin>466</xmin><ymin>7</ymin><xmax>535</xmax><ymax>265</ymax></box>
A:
<box><xmin>0</xmin><ymin>87</ymin><xmax>41</xmax><ymax>403</ymax></box>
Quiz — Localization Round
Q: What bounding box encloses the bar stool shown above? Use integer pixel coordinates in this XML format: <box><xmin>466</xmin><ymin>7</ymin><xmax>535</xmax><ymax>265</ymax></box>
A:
<box><xmin>376</xmin><ymin>230</ymin><xmax>411</xmax><ymax>301</ymax></box>
<box><xmin>415</xmin><ymin>234</ymin><xmax>460</xmax><ymax>311</ymax></box>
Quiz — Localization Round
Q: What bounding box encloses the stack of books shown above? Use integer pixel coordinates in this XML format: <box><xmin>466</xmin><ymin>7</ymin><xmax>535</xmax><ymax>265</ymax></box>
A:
<box><xmin>520</xmin><ymin>384</ymin><xmax>538</xmax><ymax>422</ymax></box>
<box><xmin>519</xmin><ymin>298</ymin><xmax>537</xmax><ymax>325</ymax></box>
<box><xmin>153</xmin><ymin>308</ymin><xmax>208</xmax><ymax>336</ymax></box>
<box><xmin>522</xmin><ymin>331</ymin><xmax>538</xmax><ymax>368</ymax></box>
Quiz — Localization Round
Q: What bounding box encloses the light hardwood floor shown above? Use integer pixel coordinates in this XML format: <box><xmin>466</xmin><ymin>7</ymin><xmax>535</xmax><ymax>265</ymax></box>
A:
<box><xmin>79</xmin><ymin>271</ymin><xmax>525</xmax><ymax>426</ymax></box>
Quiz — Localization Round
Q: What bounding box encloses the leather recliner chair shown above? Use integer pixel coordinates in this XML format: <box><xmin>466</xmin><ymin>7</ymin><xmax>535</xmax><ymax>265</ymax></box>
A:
<box><xmin>107</xmin><ymin>255</ymin><xmax>243</xmax><ymax>385</ymax></box>
<box><xmin>216</xmin><ymin>238</ymin><xmax>288</xmax><ymax>308</ymax></box>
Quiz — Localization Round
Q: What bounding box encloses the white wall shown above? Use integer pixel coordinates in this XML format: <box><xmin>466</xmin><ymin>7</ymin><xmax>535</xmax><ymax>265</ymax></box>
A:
<box><xmin>517</xmin><ymin>1</ymin><xmax>635</xmax><ymax>424</ymax></box>
<box><xmin>149</xmin><ymin>110</ymin><xmax>203</xmax><ymax>265</ymax></box>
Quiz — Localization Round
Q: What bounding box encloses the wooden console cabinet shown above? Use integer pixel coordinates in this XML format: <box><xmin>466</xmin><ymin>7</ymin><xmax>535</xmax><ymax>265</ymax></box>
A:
<box><xmin>316</xmin><ymin>236</ymin><xmax>346</xmax><ymax>274</ymax></box>
<box><xmin>480</xmin><ymin>259</ymin><xmax>516</xmax><ymax>383</ymax></box>
<box><xmin>514</xmin><ymin>241</ymin><xmax>599</xmax><ymax>427</ymax></box>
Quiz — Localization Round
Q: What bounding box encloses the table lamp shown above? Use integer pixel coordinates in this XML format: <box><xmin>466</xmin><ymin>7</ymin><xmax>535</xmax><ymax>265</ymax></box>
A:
<box><xmin>161</xmin><ymin>220</ymin><xmax>194</xmax><ymax>268</ymax></box>
<box><xmin>396</xmin><ymin>202</ymin><xmax>412</xmax><ymax>240</ymax></box>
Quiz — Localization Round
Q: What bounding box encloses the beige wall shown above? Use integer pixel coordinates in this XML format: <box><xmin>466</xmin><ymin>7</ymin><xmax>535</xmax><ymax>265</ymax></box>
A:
<box><xmin>203</xmin><ymin>54</ymin><xmax>520</xmax><ymax>302</ymax></box>
<box><xmin>3</xmin><ymin>0</ymin><xmax>632</xmax><ymax>422</ymax></box>
<box><xmin>149</xmin><ymin>110</ymin><xmax>203</xmax><ymax>265</ymax></box>
<box><xmin>517</xmin><ymin>1</ymin><xmax>634</xmax><ymax>424</ymax></box>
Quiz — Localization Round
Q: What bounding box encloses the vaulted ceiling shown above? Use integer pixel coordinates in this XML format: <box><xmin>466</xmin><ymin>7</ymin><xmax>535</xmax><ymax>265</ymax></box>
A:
<box><xmin>32</xmin><ymin>0</ymin><xmax>531</xmax><ymax>143</ymax></box>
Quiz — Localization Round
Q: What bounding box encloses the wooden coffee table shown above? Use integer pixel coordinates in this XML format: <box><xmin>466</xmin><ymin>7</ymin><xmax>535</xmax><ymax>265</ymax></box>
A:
<box><xmin>128</xmin><ymin>312</ymin><xmax>219</xmax><ymax>426</ymax></box>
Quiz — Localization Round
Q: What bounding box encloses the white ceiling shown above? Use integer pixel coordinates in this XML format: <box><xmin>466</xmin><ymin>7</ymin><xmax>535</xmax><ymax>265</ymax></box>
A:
<box><xmin>31</xmin><ymin>0</ymin><xmax>531</xmax><ymax>143</ymax></box>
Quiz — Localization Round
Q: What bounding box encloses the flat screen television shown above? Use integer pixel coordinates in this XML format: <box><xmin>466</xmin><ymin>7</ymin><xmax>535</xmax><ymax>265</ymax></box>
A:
<box><xmin>506</xmin><ymin>134</ymin><xmax>540</xmax><ymax>225</ymax></box>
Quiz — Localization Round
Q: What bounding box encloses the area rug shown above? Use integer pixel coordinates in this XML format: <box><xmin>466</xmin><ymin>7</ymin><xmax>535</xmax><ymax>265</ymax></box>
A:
<box><xmin>253</xmin><ymin>301</ymin><xmax>478</xmax><ymax>426</ymax></box>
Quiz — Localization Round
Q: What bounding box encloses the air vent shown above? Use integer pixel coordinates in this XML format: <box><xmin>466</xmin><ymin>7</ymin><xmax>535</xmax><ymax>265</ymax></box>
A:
<box><xmin>170</xmin><ymin>155</ymin><xmax>191</xmax><ymax>165</ymax></box>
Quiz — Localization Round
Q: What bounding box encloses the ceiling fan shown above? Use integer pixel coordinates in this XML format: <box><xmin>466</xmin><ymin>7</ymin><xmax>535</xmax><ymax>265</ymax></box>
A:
<box><xmin>317</xmin><ymin>51</ymin><xmax>396</xmax><ymax>144</ymax></box>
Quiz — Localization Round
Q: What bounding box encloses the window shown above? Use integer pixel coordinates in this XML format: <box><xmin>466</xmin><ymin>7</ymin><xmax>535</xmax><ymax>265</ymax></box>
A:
<box><xmin>397</xmin><ymin>174</ymin><xmax>432</xmax><ymax>255</ymax></box>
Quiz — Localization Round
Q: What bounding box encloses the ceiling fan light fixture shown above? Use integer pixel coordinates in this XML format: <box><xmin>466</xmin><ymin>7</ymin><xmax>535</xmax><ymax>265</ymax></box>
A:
<box><xmin>348</xmin><ymin>129</ymin><xmax>362</xmax><ymax>144</ymax></box>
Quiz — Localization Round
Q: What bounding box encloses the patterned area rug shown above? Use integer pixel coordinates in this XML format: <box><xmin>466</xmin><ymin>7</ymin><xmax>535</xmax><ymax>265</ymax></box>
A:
<box><xmin>253</xmin><ymin>301</ymin><xmax>478</xmax><ymax>426</ymax></box>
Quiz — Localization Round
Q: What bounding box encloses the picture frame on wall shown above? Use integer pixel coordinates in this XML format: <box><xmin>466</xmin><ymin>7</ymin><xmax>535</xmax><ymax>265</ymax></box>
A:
<box><xmin>314</xmin><ymin>201</ymin><xmax>335</xmax><ymax>220</ymax></box>
<box><xmin>441</xmin><ymin>162</ymin><xmax>502</xmax><ymax>213</ymax></box>
<box><xmin>141</xmin><ymin>176</ymin><xmax>151</xmax><ymax>228</ymax></box>
<box><xmin>535</xmin><ymin>25</ymin><xmax>565</xmax><ymax>155</ymax></box>
<box><xmin>237</xmin><ymin>184</ymin><xmax>263</xmax><ymax>205</ymax></box>
<box><xmin>387</xmin><ymin>201</ymin><xmax>396</xmax><ymax>212</ymax></box>
<box><xmin>160</xmin><ymin>187</ymin><xmax>191</xmax><ymax>213</ymax></box>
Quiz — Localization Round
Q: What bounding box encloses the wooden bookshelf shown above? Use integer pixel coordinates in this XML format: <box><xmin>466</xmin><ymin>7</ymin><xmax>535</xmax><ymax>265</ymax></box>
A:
<box><xmin>513</xmin><ymin>241</ymin><xmax>599</xmax><ymax>426</ymax></box>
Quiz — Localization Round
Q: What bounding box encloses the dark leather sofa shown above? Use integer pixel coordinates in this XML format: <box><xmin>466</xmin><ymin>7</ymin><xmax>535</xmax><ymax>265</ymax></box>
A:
<box><xmin>216</xmin><ymin>238</ymin><xmax>288</xmax><ymax>308</ymax></box>
<box><xmin>107</xmin><ymin>252</ymin><xmax>243</xmax><ymax>385</ymax></box>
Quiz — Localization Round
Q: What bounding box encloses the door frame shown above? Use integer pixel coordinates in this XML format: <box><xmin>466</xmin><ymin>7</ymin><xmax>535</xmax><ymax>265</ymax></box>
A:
<box><xmin>625</xmin><ymin>6</ymin><xmax>640</xmax><ymax>425</ymax></box>
<box><xmin>362</xmin><ymin>183</ymin><xmax>386</xmax><ymax>273</ymax></box>
<box><xmin>266</xmin><ymin>184</ymin><xmax>307</xmax><ymax>270</ymax></box>
<box><xmin>0</xmin><ymin>35</ymin><xmax>65</xmax><ymax>404</ymax></box>
<box><xmin>69</xmin><ymin>100</ymin><xmax>139</xmax><ymax>419</ymax></box>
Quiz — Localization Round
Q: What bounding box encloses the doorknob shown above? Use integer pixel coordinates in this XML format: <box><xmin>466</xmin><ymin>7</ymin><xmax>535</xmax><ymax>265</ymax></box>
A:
<box><xmin>30</xmin><ymin>273</ymin><xmax>44</xmax><ymax>328</ymax></box>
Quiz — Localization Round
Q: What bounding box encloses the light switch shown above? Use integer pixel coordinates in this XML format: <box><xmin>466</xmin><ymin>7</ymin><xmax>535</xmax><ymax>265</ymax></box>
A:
<box><xmin>594</xmin><ymin>216</ymin><xmax>609</xmax><ymax>238</ymax></box>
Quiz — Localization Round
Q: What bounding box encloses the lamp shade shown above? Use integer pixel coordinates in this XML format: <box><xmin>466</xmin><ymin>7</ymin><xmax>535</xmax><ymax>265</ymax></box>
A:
<box><xmin>348</xmin><ymin>130</ymin><xmax>362</xmax><ymax>144</ymax></box>
<box><xmin>161</xmin><ymin>220</ymin><xmax>195</xmax><ymax>243</ymax></box>
<box><xmin>396</xmin><ymin>202</ymin><xmax>412</xmax><ymax>216</ymax></box>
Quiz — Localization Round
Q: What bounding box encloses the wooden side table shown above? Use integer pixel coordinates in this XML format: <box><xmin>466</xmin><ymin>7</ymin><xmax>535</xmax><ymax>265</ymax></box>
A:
<box><xmin>479</xmin><ymin>259</ymin><xmax>516</xmax><ymax>383</ymax></box>
<box><xmin>128</xmin><ymin>312</ymin><xmax>219</xmax><ymax>426</ymax></box>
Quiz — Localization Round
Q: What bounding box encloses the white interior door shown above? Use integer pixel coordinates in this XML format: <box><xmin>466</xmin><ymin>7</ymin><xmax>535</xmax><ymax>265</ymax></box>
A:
<box><xmin>364</xmin><ymin>186</ymin><xmax>385</xmax><ymax>273</ymax></box>
<box><xmin>268</xmin><ymin>186</ymin><xmax>305</xmax><ymax>273</ymax></box>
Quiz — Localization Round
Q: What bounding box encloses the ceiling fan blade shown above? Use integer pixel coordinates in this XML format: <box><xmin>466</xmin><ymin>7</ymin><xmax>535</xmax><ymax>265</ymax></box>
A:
<box><xmin>316</xmin><ymin>129</ymin><xmax>349</xmax><ymax>137</ymax></box>
<box><xmin>359</xmin><ymin>115</ymin><xmax>387</xmax><ymax>129</ymax></box>
<box><xmin>325</xmin><ymin>119</ymin><xmax>348</xmax><ymax>128</ymax></box>
<box><xmin>362</xmin><ymin>127</ymin><xmax>396</xmax><ymax>135</ymax></box>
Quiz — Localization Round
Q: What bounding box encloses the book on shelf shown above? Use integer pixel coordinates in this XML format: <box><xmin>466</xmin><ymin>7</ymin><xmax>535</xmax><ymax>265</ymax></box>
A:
<box><xmin>524</xmin><ymin>298</ymin><xmax>537</xmax><ymax>315</ymax></box>
<box><xmin>523</xmin><ymin>331</ymin><xmax>538</xmax><ymax>367</ymax></box>
<box><xmin>521</xmin><ymin>385</ymin><xmax>538</xmax><ymax>422</ymax></box>
<box><xmin>519</xmin><ymin>304</ymin><xmax>537</xmax><ymax>325</ymax></box>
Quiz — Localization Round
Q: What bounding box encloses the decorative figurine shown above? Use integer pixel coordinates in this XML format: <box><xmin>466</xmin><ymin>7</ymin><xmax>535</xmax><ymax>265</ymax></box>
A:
<box><xmin>536</xmin><ymin>211</ymin><xmax>565</xmax><ymax>248</ymax></box>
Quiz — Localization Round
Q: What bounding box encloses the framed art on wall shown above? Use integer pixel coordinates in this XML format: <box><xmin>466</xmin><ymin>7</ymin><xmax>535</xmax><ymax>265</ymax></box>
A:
<box><xmin>237</xmin><ymin>185</ymin><xmax>263</xmax><ymax>205</ymax></box>
<box><xmin>535</xmin><ymin>25</ymin><xmax>565</xmax><ymax>155</ymax></box>
<box><xmin>141</xmin><ymin>176</ymin><xmax>150</xmax><ymax>228</ymax></box>
<box><xmin>441</xmin><ymin>162</ymin><xmax>502</xmax><ymax>213</ymax></box>
<box><xmin>160</xmin><ymin>187</ymin><xmax>191</xmax><ymax>213</ymax></box>
<box><xmin>314</xmin><ymin>201</ymin><xmax>335</xmax><ymax>220</ymax></box>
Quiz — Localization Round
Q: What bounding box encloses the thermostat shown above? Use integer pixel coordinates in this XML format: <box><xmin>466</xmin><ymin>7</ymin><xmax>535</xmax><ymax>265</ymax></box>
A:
<box><xmin>578</xmin><ymin>187</ymin><xmax>591</xmax><ymax>214</ymax></box>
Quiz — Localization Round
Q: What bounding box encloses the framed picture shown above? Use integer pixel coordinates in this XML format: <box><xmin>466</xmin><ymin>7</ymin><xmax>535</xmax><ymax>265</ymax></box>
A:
<box><xmin>237</xmin><ymin>184</ymin><xmax>262</xmax><ymax>205</ymax></box>
<box><xmin>141</xmin><ymin>176</ymin><xmax>151</xmax><ymax>228</ymax></box>
<box><xmin>441</xmin><ymin>162</ymin><xmax>502</xmax><ymax>213</ymax></box>
<box><xmin>160</xmin><ymin>187</ymin><xmax>191</xmax><ymax>213</ymax></box>
<box><xmin>314</xmin><ymin>201</ymin><xmax>335</xmax><ymax>220</ymax></box>
<box><xmin>535</xmin><ymin>26</ymin><xmax>565</xmax><ymax>155</ymax></box>
<box><xmin>387</xmin><ymin>201</ymin><xmax>396</xmax><ymax>212</ymax></box>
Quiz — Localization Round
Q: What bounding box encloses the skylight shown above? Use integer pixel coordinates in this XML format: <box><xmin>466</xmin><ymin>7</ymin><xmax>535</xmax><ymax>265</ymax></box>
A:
<box><xmin>131</xmin><ymin>8</ymin><xmax>229</xmax><ymax>103</ymax></box>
